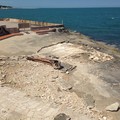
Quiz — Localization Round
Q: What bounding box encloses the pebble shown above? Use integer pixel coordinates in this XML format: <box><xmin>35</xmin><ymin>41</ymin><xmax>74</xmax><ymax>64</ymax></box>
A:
<box><xmin>66</xmin><ymin>71</ymin><xmax>69</xmax><ymax>74</ymax></box>
<box><xmin>52</xmin><ymin>75</ymin><xmax>58</xmax><ymax>79</ymax></box>
<box><xmin>0</xmin><ymin>74</ymin><xmax>6</xmax><ymax>80</ymax></box>
<box><xmin>87</xmin><ymin>105</ymin><xmax>94</xmax><ymax>110</ymax></box>
<box><xmin>60</xmin><ymin>85</ymin><xmax>72</xmax><ymax>91</ymax></box>
<box><xmin>0</xmin><ymin>61</ymin><xmax>5</xmax><ymax>66</ymax></box>
<box><xmin>103</xmin><ymin>116</ymin><xmax>107</xmax><ymax>120</ymax></box>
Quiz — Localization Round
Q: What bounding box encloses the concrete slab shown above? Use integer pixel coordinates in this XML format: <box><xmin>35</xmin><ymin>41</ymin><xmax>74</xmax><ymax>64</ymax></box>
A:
<box><xmin>0</xmin><ymin>21</ymin><xmax>18</xmax><ymax>28</ymax></box>
<box><xmin>0</xmin><ymin>33</ymin><xmax>67</xmax><ymax>56</ymax></box>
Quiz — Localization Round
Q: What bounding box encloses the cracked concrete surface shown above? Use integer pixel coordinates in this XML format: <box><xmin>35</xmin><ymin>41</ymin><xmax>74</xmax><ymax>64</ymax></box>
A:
<box><xmin>0</xmin><ymin>32</ymin><xmax>120</xmax><ymax>120</ymax></box>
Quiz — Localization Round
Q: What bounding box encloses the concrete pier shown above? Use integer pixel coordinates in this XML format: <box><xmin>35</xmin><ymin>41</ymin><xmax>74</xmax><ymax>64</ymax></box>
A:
<box><xmin>0</xmin><ymin>18</ymin><xmax>64</xmax><ymax>40</ymax></box>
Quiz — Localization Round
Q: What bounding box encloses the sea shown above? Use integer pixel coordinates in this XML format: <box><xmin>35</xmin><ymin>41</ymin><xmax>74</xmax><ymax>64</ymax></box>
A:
<box><xmin>0</xmin><ymin>8</ymin><xmax>120</xmax><ymax>48</ymax></box>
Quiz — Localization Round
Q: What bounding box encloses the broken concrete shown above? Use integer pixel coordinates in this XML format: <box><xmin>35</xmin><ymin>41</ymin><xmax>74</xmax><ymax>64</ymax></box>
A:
<box><xmin>106</xmin><ymin>102</ymin><xmax>119</xmax><ymax>112</ymax></box>
<box><xmin>0</xmin><ymin>31</ymin><xmax>120</xmax><ymax>120</ymax></box>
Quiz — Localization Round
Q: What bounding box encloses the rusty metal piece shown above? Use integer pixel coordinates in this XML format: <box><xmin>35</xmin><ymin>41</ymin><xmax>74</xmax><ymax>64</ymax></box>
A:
<box><xmin>0</xmin><ymin>33</ymin><xmax>23</xmax><ymax>41</ymax></box>
<box><xmin>27</xmin><ymin>56</ymin><xmax>62</xmax><ymax>70</ymax></box>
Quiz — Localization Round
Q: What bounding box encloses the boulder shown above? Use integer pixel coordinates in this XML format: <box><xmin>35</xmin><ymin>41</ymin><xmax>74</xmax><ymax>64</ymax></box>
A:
<box><xmin>54</xmin><ymin>113</ymin><xmax>71</xmax><ymax>120</ymax></box>
<box><xmin>106</xmin><ymin>102</ymin><xmax>119</xmax><ymax>112</ymax></box>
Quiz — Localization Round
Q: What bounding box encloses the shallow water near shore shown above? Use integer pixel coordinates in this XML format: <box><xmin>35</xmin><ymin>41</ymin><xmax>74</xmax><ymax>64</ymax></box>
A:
<box><xmin>0</xmin><ymin>8</ymin><xmax>120</xmax><ymax>48</ymax></box>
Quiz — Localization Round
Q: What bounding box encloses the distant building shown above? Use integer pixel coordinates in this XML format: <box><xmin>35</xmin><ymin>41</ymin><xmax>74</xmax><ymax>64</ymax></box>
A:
<box><xmin>0</xmin><ymin>5</ymin><xmax>13</xmax><ymax>9</ymax></box>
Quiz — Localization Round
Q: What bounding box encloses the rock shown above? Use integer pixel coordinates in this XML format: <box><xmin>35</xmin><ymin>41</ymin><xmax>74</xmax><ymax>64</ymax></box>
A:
<box><xmin>103</xmin><ymin>116</ymin><xmax>107</xmax><ymax>120</ymax></box>
<box><xmin>10</xmin><ymin>56</ymin><xmax>19</xmax><ymax>61</ymax></box>
<box><xmin>0</xmin><ymin>74</ymin><xmax>6</xmax><ymax>80</ymax></box>
<box><xmin>63</xmin><ymin>86</ymin><xmax>72</xmax><ymax>91</ymax></box>
<box><xmin>54</xmin><ymin>113</ymin><xmax>71</xmax><ymax>120</ymax></box>
<box><xmin>66</xmin><ymin>71</ymin><xmax>69</xmax><ymax>74</ymax></box>
<box><xmin>61</xmin><ymin>62</ymin><xmax>76</xmax><ymax>73</ymax></box>
<box><xmin>87</xmin><ymin>105</ymin><xmax>94</xmax><ymax>110</ymax></box>
<box><xmin>105</xmin><ymin>102</ymin><xmax>119</xmax><ymax>112</ymax></box>
<box><xmin>0</xmin><ymin>61</ymin><xmax>5</xmax><ymax>66</ymax></box>
<box><xmin>0</xmin><ymin>56</ymin><xmax>8</xmax><ymax>61</ymax></box>
<box><xmin>60</xmin><ymin>84</ymin><xmax>72</xmax><ymax>91</ymax></box>
<box><xmin>51</xmin><ymin>80</ymin><xmax>56</xmax><ymax>82</ymax></box>
<box><xmin>52</xmin><ymin>75</ymin><xmax>58</xmax><ymax>79</ymax></box>
<box><xmin>2</xmin><ymin>74</ymin><xmax>6</xmax><ymax>78</ymax></box>
<box><xmin>96</xmin><ymin>47</ymin><xmax>101</xmax><ymax>50</ymax></box>
<box><xmin>84</xmin><ymin>94</ymin><xmax>95</xmax><ymax>108</ymax></box>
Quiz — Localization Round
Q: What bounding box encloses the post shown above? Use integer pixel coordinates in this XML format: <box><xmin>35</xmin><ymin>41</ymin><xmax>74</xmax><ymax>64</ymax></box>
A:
<box><xmin>62</xmin><ymin>20</ymin><xmax>64</xmax><ymax>24</ymax></box>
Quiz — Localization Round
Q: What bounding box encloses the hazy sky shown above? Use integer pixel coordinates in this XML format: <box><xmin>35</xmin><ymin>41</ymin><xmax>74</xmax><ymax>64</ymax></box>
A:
<box><xmin>0</xmin><ymin>0</ymin><xmax>120</xmax><ymax>8</ymax></box>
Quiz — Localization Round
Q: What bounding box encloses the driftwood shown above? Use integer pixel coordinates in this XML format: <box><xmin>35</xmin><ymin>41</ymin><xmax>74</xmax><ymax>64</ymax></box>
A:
<box><xmin>27</xmin><ymin>56</ymin><xmax>77</xmax><ymax>72</ymax></box>
<box><xmin>37</xmin><ymin>41</ymin><xmax>66</xmax><ymax>53</ymax></box>
<box><xmin>27</xmin><ymin>56</ymin><xmax>62</xmax><ymax>70</ymax></box>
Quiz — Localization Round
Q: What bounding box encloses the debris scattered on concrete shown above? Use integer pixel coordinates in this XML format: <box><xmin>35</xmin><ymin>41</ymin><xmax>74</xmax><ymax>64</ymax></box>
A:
<box><xmin>27</xmin><ymin>56</ymin><xmax>62</xmax><ymax>70</ymax></box>
<box><xmin>89</xmin><ymin>50</ymin><xmax>114</xmax><ymax>62</ymax></box>
<box><xmin>105</xmin><ymin>102</ymin><xmax>119</xmax><ymax>112</ymax></box>
<box><xmin>0</xmin><ymin>31</ymin><xmax>120</xmax><ymax>120</ymax></box>
<box><xmin>27</xmin><ymin>55</ymin><xmax>76</xmax><ymax>72</ymax></box>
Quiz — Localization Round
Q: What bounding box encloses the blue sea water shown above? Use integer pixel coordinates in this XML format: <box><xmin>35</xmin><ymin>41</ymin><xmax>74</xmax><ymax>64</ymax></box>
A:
<box><xmin>0</xmin><ymin>8</ymin><xmax>120</xmax><ymax>48</ymax></box>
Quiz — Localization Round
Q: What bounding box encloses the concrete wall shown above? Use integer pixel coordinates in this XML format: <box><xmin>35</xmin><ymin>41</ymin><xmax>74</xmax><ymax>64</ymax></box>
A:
<box><xmin>0</xmin><ymin>18</ymin><xmax>64</xmax><ymax>33</ymax></box>
<box><xmin>7</xmin><ymin>28</ymin><xmax>19</xmax><ymax>33</ymax></box>
<box><xmin>3</xmin><ymin>18</ymin><xmax>63</xmax><ymax>27</ymax></box>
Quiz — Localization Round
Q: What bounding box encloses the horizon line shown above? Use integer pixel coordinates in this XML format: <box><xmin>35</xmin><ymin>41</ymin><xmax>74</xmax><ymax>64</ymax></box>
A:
<box><xmin>14</xmin><ymin>6</ymin><xmax>120</xmax><ymax>9</ymax></box>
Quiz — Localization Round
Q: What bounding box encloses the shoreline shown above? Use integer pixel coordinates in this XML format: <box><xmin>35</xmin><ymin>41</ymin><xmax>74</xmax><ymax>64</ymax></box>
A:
<box><xmin>70</xmin><ymin>29</ymin><xmax>120</xmax><ymax>50</ymax></box>
<box><xmin>71</xmin><ymin>31</ymin><xmax>120</xmax><ymax>56</ymax></box>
